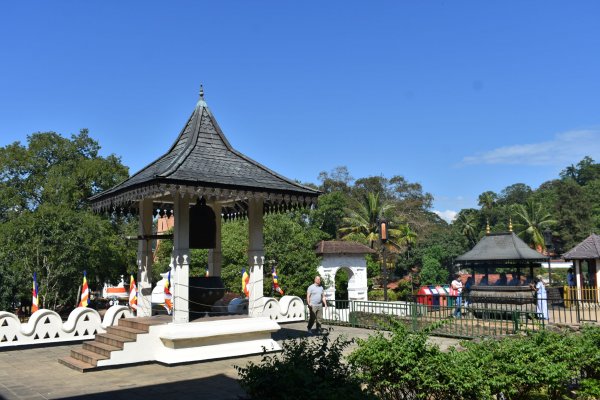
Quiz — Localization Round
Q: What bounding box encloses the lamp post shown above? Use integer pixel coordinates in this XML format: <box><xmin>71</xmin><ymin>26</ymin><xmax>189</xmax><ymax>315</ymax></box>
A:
<box><xmin>379</xmin><ymin>219</ymin><xmax>388</xmax><ymax>301</ymax></box>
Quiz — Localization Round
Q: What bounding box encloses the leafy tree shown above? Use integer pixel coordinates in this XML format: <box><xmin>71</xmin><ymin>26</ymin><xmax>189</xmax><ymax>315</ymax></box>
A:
<box><xmin>310</xmin><ymin>191</ymin><xmax>348</xmax><ymax>239</ymax></box>
<box><xmin>561</xmin><ymin>156</ymin><xmax>600</xmax><ymax>185</ymax></box>
<box><xmin>317</xmin><ymin>166</ymin><xmax>353</xmax><ymax>194</ymax></box>
<box><xmin>0</xmin><ymin>131</ymin><xmax>130</xmax><ymax>311</ymax></box>
<box><xmin>264</xmin><ymin>212</ymin><xmax>327</xmax><ymax>298</ymax></box>
<box><xmin>497</xmin><ymin>183</ymin><xmax>532</xmax><ymax>206</ymax></box>
<box><xmin>553</xmin><ymin>179</ymin><xmax>594</xmax><ymax>252</ymax></box>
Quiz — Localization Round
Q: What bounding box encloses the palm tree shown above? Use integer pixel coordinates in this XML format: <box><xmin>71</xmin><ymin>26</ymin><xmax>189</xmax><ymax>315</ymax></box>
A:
<box><xmin>396</xmin><ymin>223</ymin><xmax>417</xmax><ymax>259</ymax></box>
<box><xmin>513</xmin><ymin>200</ymin><xmax>556</xmax><ymax>251</ymax></box>
<box><xmin>455</xmin><ymin>211</ymin><xmax>478</xmax><ymax>246</ymax></box>
<box><xmin>338</xmin><ymin>192</ymin><xmax>399</xmax><ymax>248</ymax></box>
<box><xmin>478</xmin><ymin>191</ymin><xmax>497</xmax><ymax>212</ymax></box>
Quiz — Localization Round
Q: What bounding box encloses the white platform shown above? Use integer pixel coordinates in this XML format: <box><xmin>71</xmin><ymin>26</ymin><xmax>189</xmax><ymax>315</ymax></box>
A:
<box><xmin>97</xmin><ymin>317</ymin><xmax>281</xmax><ymax>367</ymax></box>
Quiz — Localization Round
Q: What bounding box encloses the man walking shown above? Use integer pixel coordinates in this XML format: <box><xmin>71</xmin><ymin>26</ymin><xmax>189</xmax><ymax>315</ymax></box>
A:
<box><xmin>307</xmin><ymin>275</ymin><xmax>327</xmax><ymax>334</ymax></box>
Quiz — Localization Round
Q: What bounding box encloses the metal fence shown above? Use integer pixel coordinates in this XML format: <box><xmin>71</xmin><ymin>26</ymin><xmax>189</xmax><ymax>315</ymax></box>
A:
<box><xmin>314</xmin><ymin>289</ymin><xmax>599</xmax><ymax>339</ymax></box>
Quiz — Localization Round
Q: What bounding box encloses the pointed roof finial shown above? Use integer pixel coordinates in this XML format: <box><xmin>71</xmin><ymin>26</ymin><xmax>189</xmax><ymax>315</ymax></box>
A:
<box><xmin>486</xmin><ymin>219</ymin><xmax>490</xmax><ymax>234</ymax></box>
<box><xmin>509</xmin><ymin>217</ymin><xmax>513</xmax><ymax>232</ymax></box>
<box><xmin>199</xmin><ymin>84</ymin><xmax>204</xmax><ymax>99</ymax></box>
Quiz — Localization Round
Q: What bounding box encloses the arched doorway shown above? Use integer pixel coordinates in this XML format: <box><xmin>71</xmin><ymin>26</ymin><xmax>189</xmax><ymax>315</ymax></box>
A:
<box><xmin>334</xmin><ymin>267</ymin><xmax>352</xmax><ymax>307</ymax></box>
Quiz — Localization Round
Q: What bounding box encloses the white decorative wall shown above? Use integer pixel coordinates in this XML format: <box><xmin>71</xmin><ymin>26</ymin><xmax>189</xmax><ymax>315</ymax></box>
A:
<box><xmin>318</xmin><ymin>254</ymin><xmax>369</xmax><ymax>301</ymax></box>
<box><xmin>0</xmin><ymin>306</ymin><xmax>132</xmax><ymax>348</ymax></box>
<box><xmin>226</xmin><ymin>296</ymin><xmax>305</xmax><ymax>322</ymax></box>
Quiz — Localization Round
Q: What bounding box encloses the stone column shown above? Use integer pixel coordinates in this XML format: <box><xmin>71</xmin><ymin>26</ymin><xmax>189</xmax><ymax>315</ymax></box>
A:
<box><xmin>247</xmin><ymin>198</ymin><xmax>265</xmax><ymax>317</ymax></box>
<box><xmin>207</xmin><ymin>201</ymin><xmax>222</xmax><ymax>277</ymax></box>
<box><xmin>172</xmin><ymin>193</ymin><xmax>190</xmax><ymax>324</ymax></box>
<box><xmin>575</xmin><ymin>259</ymin><xmax>582</xmax><ymax>300</ymax></box>
<box><xmin>136</xmin><ymin>198</ymin><xmax>154</xmax><ymax>317</ymax></box>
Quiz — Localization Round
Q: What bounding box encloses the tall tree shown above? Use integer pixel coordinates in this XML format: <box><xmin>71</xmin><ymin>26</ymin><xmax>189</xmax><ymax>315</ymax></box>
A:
<box><xmin>339</xmin><ymin>192</ymin><xmax>399</xmax><ymax>248</ymax></box>
<box><xmin>454</xmin><ymin>209</ymin><xmax>479</xmax><ymax>246</ymax></box>
<box><xmin>513</xmin><ymin>200</ymin><xmax>556</xmax><ymax>250</ymax></box>
<box><xmin>498</xmin><ymin>183</ymin><xmax>533</xmax><ymax>206</ymax></box>
<box><xmin>0</xmin><ymin>131</ymin><xmax>130</xmax><ymax>311</ymax></box>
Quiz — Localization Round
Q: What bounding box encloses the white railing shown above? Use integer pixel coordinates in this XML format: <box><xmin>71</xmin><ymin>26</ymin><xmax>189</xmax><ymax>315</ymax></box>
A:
<box><xmin>0</xmin><ymin>306</ymin><xmax>132</xmax><ymax>348</ymax></box>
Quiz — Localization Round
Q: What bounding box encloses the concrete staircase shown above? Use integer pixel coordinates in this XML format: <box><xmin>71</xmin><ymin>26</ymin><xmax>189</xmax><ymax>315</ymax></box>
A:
<box><xmin>58</xmin><ymin>316</ymin><xmax>170</xmax><ymax>372</ymax></box>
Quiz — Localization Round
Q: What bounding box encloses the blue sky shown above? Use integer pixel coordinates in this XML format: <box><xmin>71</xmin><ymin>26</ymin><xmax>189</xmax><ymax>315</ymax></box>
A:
<box><xmin>1</xmin><ymin>1</ymin><xmax>599</xmax><ymax>222</ymax></box>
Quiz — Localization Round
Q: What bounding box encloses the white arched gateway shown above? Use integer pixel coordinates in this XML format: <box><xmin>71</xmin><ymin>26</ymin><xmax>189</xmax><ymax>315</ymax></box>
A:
<box><xmin>316</xmin><ymin>241</ymin><xmax>376</xmax><ymax>302</ymax></box>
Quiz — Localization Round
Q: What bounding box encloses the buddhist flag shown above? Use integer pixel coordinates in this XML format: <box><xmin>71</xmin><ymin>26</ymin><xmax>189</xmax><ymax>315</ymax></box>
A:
<box><xmin>163</xmin><ymin>270</ymin><xmax>173</xmax><ymax>314</ymax></box>
<box><xmin>79</xmin><ymin>270</ymin><xmax>89</xmax><ymax>308</ymax></box>
<box><xmin>129</xmin><ymin>275</ymin><xmax>138</xmax><ymax>310</ymax></box>
<box><xmin>272</xmin><ymin>267</ymin><xmax>284</xmax><ymax>295</ymax></box>
<box><xmin>242</xmin><ymin>268</ymin><xmax>250</xmax><ymax>297</ymax></box>
<box><xmin>32</xmin><ymin>272</ymin><xmax>39</xmax><ymax>313</ymax></box>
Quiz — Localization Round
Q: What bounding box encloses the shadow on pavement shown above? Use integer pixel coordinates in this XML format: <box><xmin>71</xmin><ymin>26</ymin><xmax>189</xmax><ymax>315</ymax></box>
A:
<box><xmin>55</xmin><ymin>374</ymin><xmax>247</xmax><ymax>400</ymax></box>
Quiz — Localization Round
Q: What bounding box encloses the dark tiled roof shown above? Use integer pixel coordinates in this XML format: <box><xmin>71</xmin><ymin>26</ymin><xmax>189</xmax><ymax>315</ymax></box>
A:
<box><xmin>90</xmin><ymin>94</ymin><xmax>319</xmax><ymax>207</ymax></box>
<box><xmin>563</xmin><ymin>234</ymin><xmax>600</xmax><ymax>259</ymax></box>
<box><xmin>315</xmin><ymin>240</ymin><xmax>376</xmax><ymax>255</ymax></box>
<box><xmin>455</xmin><ymin>232</ymin><xmax>548</xmax><ymax>263</ymax></box>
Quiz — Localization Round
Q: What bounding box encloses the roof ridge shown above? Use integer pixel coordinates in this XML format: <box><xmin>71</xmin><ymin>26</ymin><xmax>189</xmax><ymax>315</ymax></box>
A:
<box><xmin>158</xmin><ymin>105</ymin><xmax>203</xmax><ymax>178</ymax></box>
<box><xmin>592</xmin><ymin>234</ymin><xmax>600</xmax><ymax>257</ymax></box>
<box><xmin>510</xmin><ymin>232</ymin><xmax>525</xmax><ymax>259</ymax></box>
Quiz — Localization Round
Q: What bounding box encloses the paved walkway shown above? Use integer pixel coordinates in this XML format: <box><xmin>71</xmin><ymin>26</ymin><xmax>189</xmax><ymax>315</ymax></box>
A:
<box><xmin>0</xmin><ymin>322</ymin><xmax>461</xmax><ymax>400</ymax></box>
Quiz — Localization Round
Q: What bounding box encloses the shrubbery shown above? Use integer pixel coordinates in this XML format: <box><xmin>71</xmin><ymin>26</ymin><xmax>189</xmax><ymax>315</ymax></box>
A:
<box><xmin>236</xmin><ymin>329</ymin><xmax>374</xmax><ymax>400</ymax></box>
<box><xmin>237</xmin><ymin>323</ymin><xmax>600</xmax><ymax>400</ymax></box>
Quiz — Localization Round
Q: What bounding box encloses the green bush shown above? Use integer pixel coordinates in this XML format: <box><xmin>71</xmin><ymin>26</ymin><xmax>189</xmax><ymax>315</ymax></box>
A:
<box><xmin>236</xmin><ymin>329</ymin><xmax>373</xmax><ymax>400</ymax></box>
<box><xmin>368</xmin><ymin>289</ymin><xmax>398</xmax><ymax>301</ymax></box>
<box><xmin>348</xmin><ymin>320</ymin><xmax>451</xmax><ymax>400</ymax></box>
<box><xmin>348</xmin><ymin>322</ymin><xmax>600</xmax><ymax>400</ymax></box>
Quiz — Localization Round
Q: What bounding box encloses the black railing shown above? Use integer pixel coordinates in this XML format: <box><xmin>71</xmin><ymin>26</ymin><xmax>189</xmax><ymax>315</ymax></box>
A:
<box><xmin>311</xmin><ymin>291</ymin><xmax>599</xmax><ymax>339</ymax></box>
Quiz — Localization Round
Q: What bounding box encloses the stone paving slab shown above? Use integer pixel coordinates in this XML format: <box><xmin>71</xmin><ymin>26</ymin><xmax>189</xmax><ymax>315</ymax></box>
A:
<box><xmin>0</xmin><ymin>321</ymin><xmax>461</xmax><ymax>400</ymax></box>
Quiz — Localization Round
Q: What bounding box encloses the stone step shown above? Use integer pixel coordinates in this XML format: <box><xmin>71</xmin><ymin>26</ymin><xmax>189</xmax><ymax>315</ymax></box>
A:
<box><xmin>118</xmin><ymin>316</ymin><xmax>169</xmax><ymax>332</ymax></box>
<box><xmin>82</xmin><ymin>341</ymin><xmax>121</xmax><ymax>358</ymax></box>
<box><xmin>95</xmin><ymin>332</ymin><xmax>133</xmax><ymax>349</ymax></box>
<box><xmin>58</xmin><ymin>356</ymin><xmax>96</xmax><ymax>373</ymax></box>
<box><xmin>70</xmin><ymin>348</ymin><xmax>108</xmax><ymax>366</ymax></box>
<box><xmin>106</xmin><ymin>325</ymin><xmax>147</xmax><ymax>340</ymax></box>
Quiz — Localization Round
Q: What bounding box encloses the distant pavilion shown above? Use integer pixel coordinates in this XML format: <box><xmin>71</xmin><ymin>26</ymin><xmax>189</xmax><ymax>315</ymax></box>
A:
<box><xmin>455</xmin><ymin>230</ymin><xmax>550</xmax><ymax>285</ymax></box>
<box><xmin>90</xmin><ymin>86</ymin><xmax>319</xmax><ymax>323</ymax></box>
<box><xmin>563</xmin><ymin>233</ymin><xmax>600</xmax><ymax>300</ymax></box>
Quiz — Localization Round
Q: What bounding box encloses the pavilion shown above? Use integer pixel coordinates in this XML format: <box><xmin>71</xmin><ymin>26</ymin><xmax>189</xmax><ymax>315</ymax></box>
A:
<box><xmin>455</xmin><ymin>230</ymin><xmax>550</xmax><ymax>284</ymax></box>
<box><xmin>563</xmin><ymin>233</ymin><xmax>600</xmax><ymax>302</ymax></box>
<box><xmin>52</xmin><ymin>87</ymin><xmax>321</xmax><ymax>369</ymax></box>
<box><xmin>90</xmin><ymin>86</ymin><xmax>319</xmax><ymax>323</ymax></box>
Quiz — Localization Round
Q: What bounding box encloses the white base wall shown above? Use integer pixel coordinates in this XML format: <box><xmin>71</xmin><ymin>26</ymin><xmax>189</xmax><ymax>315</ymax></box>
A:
<box><xmin>97</xmin><ymin>317</ymin><xmax>281</xmax><ymax>367</ymax></box>
<box><xmin>0</xmin><ymin>306</ymin><xmax>132</xmax><ymax>348</ymax></box>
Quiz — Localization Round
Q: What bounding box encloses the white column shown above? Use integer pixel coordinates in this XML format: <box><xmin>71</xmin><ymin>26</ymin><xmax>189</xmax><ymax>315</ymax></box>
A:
<box><xmin>207</xmin><ymin>201</ymin><xmax>222</xmax><ymax>277</ymax></box>
<box><xmin>247</xmin><ymin>198</ymin><xmax>265</xmax><ymax>317</ymax></box>
<box><xmin>575</xmin><ymin>259</ymin><xmax>582</xmax><ymax>300</ymax></box>
<box><xmin>172</xmin><ymin>193</ymin><xmax>190</xmax><ymax>323</ymax></box>
<box><xmin>137</xmin><ymin>199</ymin><xmax>153</xmax><ymax>317</ymax></box>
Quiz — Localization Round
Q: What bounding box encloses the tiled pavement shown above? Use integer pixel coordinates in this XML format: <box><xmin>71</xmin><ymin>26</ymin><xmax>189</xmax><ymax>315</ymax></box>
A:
<box><xmin>0</xmin><ymin>322</ymin><xmax>461</xmax><ymax>400</ymax></box>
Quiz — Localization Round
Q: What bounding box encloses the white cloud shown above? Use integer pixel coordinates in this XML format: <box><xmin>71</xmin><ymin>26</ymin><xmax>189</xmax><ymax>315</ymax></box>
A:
<box><xmin>433</xmin><ymin>209</ymin><xmax>458</xmax><ymax>223</ymax></box>
<box><xmin>461</xmin><ymin>129</ymin><xmax>600</xmax><ymax>166</ymax></box>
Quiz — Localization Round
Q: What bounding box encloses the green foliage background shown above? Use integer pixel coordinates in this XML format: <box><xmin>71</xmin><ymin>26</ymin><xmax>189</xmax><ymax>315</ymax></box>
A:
<box><xmin>0</xmin><ymin>129</ymin><xmax>599</xmax><ymax>311</ymax></box>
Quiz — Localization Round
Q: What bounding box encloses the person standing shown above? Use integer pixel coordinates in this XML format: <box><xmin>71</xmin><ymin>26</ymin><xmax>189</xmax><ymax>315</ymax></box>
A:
<box><xmin>567</xmin><ymin>268</ymin><xmax>576</xmax><ymax>288</ymax></box>
<box><xmin>450</xmin><ymin>272</ymin><xmax>463</xmax><ymax>318</ymax></box>
<box><xmin>306</xmin><ymin>276</ymin><xmax>328</xmax><ymax>334</ymax></box>
<box><xmin>533</xmin><ymin>275</ymin><xmax>549</xmax><ymax>321</ymax></box>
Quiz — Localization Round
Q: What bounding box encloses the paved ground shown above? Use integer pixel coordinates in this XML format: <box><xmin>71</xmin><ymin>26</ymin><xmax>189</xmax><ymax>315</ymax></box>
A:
<box><xmin>0</xmin><ymin>321</ymin><xmax>461</xmax><ymax>400</ymax></box>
